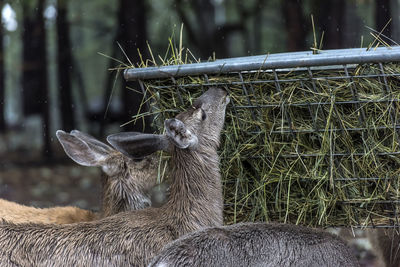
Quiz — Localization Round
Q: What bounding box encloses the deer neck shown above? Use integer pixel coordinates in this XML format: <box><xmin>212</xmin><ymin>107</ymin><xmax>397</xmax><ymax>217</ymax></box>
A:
<box><xmin>166</xmin><ymin>147</ymin><xmax>223</xmax><ymax>233</ymax></box>
<box><xmin>101</xmin><ymin>173</ymin><xmax>151</xmax><ymax>217</ymax></box>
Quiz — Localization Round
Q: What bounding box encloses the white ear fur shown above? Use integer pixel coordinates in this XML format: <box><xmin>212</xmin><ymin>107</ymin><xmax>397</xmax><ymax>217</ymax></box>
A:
<box><xmin>70</xmin><ymin>130</ymin><xmax>114</xmax><ymax>154</ymax></box>
<box><xmin>56</xmin><ymin>130</ymin><xmax>109</xmax><ymax>167</ymax></box>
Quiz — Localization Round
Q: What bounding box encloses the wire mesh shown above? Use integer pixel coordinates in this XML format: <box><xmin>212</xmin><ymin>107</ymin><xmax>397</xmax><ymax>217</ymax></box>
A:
<box><xmin>125</xmin><ymin>47</ymin><xmax>400</xmax><ymax>228</ymax></box>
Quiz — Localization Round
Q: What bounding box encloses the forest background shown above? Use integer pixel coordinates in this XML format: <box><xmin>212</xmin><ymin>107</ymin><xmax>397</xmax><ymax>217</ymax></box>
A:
<box><xmin>0</xmin><ymin>0</ymin><xmax>396</xmax><ymax>216</ymax></box>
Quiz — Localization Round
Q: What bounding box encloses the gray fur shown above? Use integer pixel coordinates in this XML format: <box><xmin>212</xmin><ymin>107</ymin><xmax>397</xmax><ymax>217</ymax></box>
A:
<box><xmin>0</xmin><ymin>87</ymin><xmax>229</xmax><ymax>266</ymax></box>
<box><xmin>368</xmin><ymin>228</ymin><xmax>400</xmax><ymax>267</ymax></box>
<box><xmin>56</xmin><ymin>130</ymin><xmax>162</xmax><ymax>216</ymax></box>
<box><xmin>107</xmin><ymin>132</ymin><xmax>171</xmax><ymax>159</ymax></box>
<box><xmin>149</xmin><ymin>222</ymin><xmax>359</xmax><ymax>267</ymax></box>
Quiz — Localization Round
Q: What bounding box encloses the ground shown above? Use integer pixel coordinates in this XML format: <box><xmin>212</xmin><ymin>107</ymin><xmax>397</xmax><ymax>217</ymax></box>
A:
<box><xmin>0</xmin><ymin>148</ymin><xmax>102</xmax><ymax>211</ymax></box>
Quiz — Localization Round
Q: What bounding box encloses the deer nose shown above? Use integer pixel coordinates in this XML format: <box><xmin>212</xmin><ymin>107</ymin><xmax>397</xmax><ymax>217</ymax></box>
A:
<box><xmin>224</xmin><ymin>95</ymin><xmax>230</xmax><ymax>105</ymax></box>
<box><xmin>218</xmin><ymin>88</ymin><xmax>230</xmax><ymax>104</ymax></box>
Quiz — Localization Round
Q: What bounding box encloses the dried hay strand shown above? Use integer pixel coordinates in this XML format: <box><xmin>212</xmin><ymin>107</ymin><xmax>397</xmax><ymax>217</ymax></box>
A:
<box><xmin>127</xmin><ymin>47</ymin><xmax>400</xmax><ymax>228</ymax></box>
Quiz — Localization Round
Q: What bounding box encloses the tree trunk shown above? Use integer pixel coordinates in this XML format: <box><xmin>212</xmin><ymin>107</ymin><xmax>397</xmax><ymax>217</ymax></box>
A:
<box><xmin>99</xmin><ymin>38</ymin><xmax>118</xmax><ymax>136</ymax></box>
<box><xmin>282</xmin><ymin>0</ymin><xmax>307</xmax><ymax>51</ymax></box>
<box><xmin>252</xmin><ymin>0</ymin><xmax>265</xmax><ymax>54</ymax></box>
<box><xmin>175</xmin><ymin>0</ymin><xmax>245</xmax><ymax>59</ymax></box>
<box><xmin>21</xmin><ymin>3</ymin><xmax>42</xmax><ymax>116</ymax></box>
<box><xmin>342</xmin><ymin>0</ymin><xmax>362</xmax><ymax>48</ymax></box>
<box><xmin>375</xmin><ymin>0</ymin><xmax>391</xmax><ymax>38</ymax></box>
<box><xmin>117</xmin><ymin>0</ymin><xmax>152</xmax><ymax>133</ymax></box>
<box><xmin>313</xmin><ymin>0</ymin><xmax>345</xmax><ymax>49</ymax></box>
<box><xmin>193</xmin><ymin>0</ymin><xmax>217</xmax><ymax>57</ymax></box>
<box><xmin>0</xmin><ymin>0</ymin><xmax>5</xmax><ymax>132</ymax></box>
<box><xmin>21</xmin><ymin>0</ymin><xmax>52</xmax><ymax>157</ymax></box>
<box><xmin>56</xmin><ymin>0</ymin><xmax>75</xmax><ymax>131</ymax></box>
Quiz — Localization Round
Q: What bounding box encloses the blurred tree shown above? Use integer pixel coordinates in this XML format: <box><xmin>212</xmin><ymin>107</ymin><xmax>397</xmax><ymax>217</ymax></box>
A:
<box><xmin>118</xmin><ymin>0</ymin><xmax>149</xmax><ymax>132</ymax></box>
<box><xmin>56</xmin><ymin>0</ymin><xmax>75</xmax><ymax>131</ymax></box>
<box><xmin>251</xmin><ymin>0</ymin><xmax>266</xmax><ymax>53</ymax></box>
<box><xmin>100</xmin><ymin>0</ymin><xmax>152</xmax><ymax>134</ymax></box>
<box><xmin>0</xmin><ymin>0</ymin><xmax>5</xmax><ymax>132</ymax></box>
<box><xmin>311</xmin><ymin>0</ymin><xmax>345</xmax><ymax>49</ymax></box>
<box><xmin>21</xmin><ymin>0</ymin><xmax>52</xmax><ymax>157</ymax></box>
<box><xmin>375</xmin><ymin>0</ymin><xmax>391</xmax><ymax>38</ymax></box>
<box><xmin>174</xmin><ymin>0</ymin><xmax>243</xmax><ymax>58</ymax></box>
<box><xmin>234</xmin><ymin>0</ymin><xmax>266</xmax><ymax>55</ymax></box>
<box><xmin>342</xmin><ymin>0</ymin><xmax>363</xmax><ymax>48</ymax></box>
<box><xmin>282</xmin><ymin>0</ymin><xmax>307</xmax><ymax>51</ymax></box>
<box><xmin>21</xmin><ymin>1</ymin><xmax>41</xmax><ymax>116</ymax></box>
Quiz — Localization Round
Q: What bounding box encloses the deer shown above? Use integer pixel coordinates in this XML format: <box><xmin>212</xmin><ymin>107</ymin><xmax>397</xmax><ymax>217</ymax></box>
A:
<box><xmin>368</xmin><ymin>228</ymin><xmax>400</xmax><ymax>267</ymax></box>
<box><xmin>148</xmin><ymin>222</ymin><xmax>359</xmax><ymax>267</ymax></box>
<box><xmin>0</xmin><ymin>130</ymin><xmax>167</xmax><ymax>224</ymax></box>
<box><xmin>56</xmin><ymin>130</ymin><xmax>167</xmax><ymax>216</ymax></box>
<box><xmin>0</xmin><ymin>87</ymin><xmax>229</xmax><ymax>266</ymax></box>
<box><xmin>0</xmin><ymin>199</ymin><xmax>96</xmax><ymax>224</ymax></box>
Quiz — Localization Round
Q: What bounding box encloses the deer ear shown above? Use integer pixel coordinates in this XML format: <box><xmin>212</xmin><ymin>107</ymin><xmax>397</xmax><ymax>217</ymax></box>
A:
<box><xmin>164</xmin><ymin>118</ymin><xmax>198</xmax><ymax>149</ymax></box>
<box><xmin>56</xmin><ymin>130</ymin><xmax>108</xmax><ymax>166</ymax></box>
<box><xmin>70</xmin><ymin>130</ymin><xmax>114</xmax><ymax>155</ymax></box>
<box><xmin>106</xmin><ymin>132</ymin><xmax>170</xmax><ymax>159</ymax></box>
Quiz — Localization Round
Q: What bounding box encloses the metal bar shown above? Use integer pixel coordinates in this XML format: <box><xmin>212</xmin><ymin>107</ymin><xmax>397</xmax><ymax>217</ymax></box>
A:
<box><xmin>224</xmin><ymin>85</ymin><xmax>242</xmax><ymax>131</ymax></box>
<box><xmin>337</xmin><ymin>200</ymin><xmax>400</xmax><ymax>204</ymax></box>
<box><xmin>369</xmin><ymin>215</ymin><xmax>376</xmax><ymax>229</ymax></box>
<box><xmin>238</xmin><ymin>72</ymin><xmax>257</xmax><ymax>122</ymax></box>
<box><xmin>247</xmin><ymin>125</ymin><xmax>400</xmax><ymax>137</ymax></box>
<box><xmin>273</xmin><ymin>69</ymin><xmax>294</xmax><ymax>136</ymax></box>
<box><xmin>334</xmin><ymin>177</ymin><xmax>397</xmax><ymax>181</ymax></box>
<box><xmin>299</xmin><ymin>80</ymin><xmax>319</xmax><ymax>131</ymax></box>
<box><xmin>170</xmin><ymin>77</ymin><xmax>184</xmax><ymax>105</ymax></box>
<box><xmin>379</xmin><ymin>63</ymin><xmax>400</xmax><ymax>149</ymax></box>
<box><xmin>344</xmin><ymin>64</ymin><xmax>367</xmax><ymax>125</ymax></box>
<box><xmin>244</xmin><ymin>151</ymin><xmax>400</xmax><ymax>159</ymax></box>
<box><xmin>224</xmin><ymin>200</ymin><xmax>400</xmax><ymax>206</ymax></box>
<box><xmin>342</xmin><ymin>65</ymin><xmax>370</xmax><ymax>174</ymax></box>
<box><xmin>125</xmin><ymin>46</ymin><xmax>400</xmax><ymax>80</ymax></box>
<box><xmin>391</xmin><ymin>202</ymin><xmax>400</xmax><ymax>227</ymax></box>
<box><xmin>223</xmin><ymin>176</ymin><xmax>398</xmax><ymax>183</ymax></box>
<box><xmin>307</xmin><ymin>67</ymin><xmax>328</xmax><ymax>128</ymax></box>
<box><xmin>232</xmin><ymin>99</ymin><xmax>400</xmax><ymax>108</ymax></box>
<box><xmin>329</xmin><ymin>129</ymin><xmax>336</xmax><ymax>190</ymax></box>
<box><xmin>148</xmin><ymin>72</ymin><xmax>400</xmax><ymax>90</ymax></box>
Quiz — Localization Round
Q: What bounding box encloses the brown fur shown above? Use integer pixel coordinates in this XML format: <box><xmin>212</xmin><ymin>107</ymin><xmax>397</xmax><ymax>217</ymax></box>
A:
<box><xmin>61</xmin><ymin>130</ymin><xmax>164</xmax><ymax>217</ymax></box>
<box><xmin>149</xmin><ymin>222</ymin><xmax>359</xmax><ymax>267</ymax></box>
<box><xmin>99</xmin><ymin>152</ymin><xmax>161</xmax><ymax>216</ymax></box>
<box><xmin>0</xmin><ymin>87</ymin><xmax>229</xmax><ymax>266</ymax></box>
<box><xmin>0</xmin><ymin>199</ymin><xmax>96</xmax><ymax>224</ymax></box>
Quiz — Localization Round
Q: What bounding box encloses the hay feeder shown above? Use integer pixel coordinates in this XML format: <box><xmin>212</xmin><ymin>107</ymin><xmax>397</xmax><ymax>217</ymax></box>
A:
<box><xmin>125</xmin><ymin>47</ymin><xmax>400</xmax><ymax>228</ymax></box>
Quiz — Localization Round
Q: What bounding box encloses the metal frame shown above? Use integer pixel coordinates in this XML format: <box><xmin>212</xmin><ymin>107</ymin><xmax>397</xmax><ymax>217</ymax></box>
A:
<box><xmin>125</xmin><ymin>46</ymin><xmax>400</xmax><ymax>81</ymax></box>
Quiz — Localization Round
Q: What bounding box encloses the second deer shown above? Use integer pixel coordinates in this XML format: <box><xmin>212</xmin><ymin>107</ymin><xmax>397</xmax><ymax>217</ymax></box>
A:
<box><xmin>0</xmin><ymin>130</ymin><xmax>166</xmax><ymax>224</ymax></box>
<box><xmin>0</xmin><ymin>87</ymin><xmax>229</xmax><ymax>266</ymax></box>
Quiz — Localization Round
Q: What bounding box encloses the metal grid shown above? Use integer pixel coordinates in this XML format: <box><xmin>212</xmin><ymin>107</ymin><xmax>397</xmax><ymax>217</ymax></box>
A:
<box><xmin>125</xmin><ymin>47</ymin><xmax>400</xmax><ymax>228</ymax></box>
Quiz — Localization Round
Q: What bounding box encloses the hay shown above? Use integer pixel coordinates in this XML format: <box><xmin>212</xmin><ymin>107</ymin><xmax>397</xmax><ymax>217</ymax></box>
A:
<box><xmin>128</xmin><ymin>52</ymin><xmax>400</xmax><ymax>228</ymax></box>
